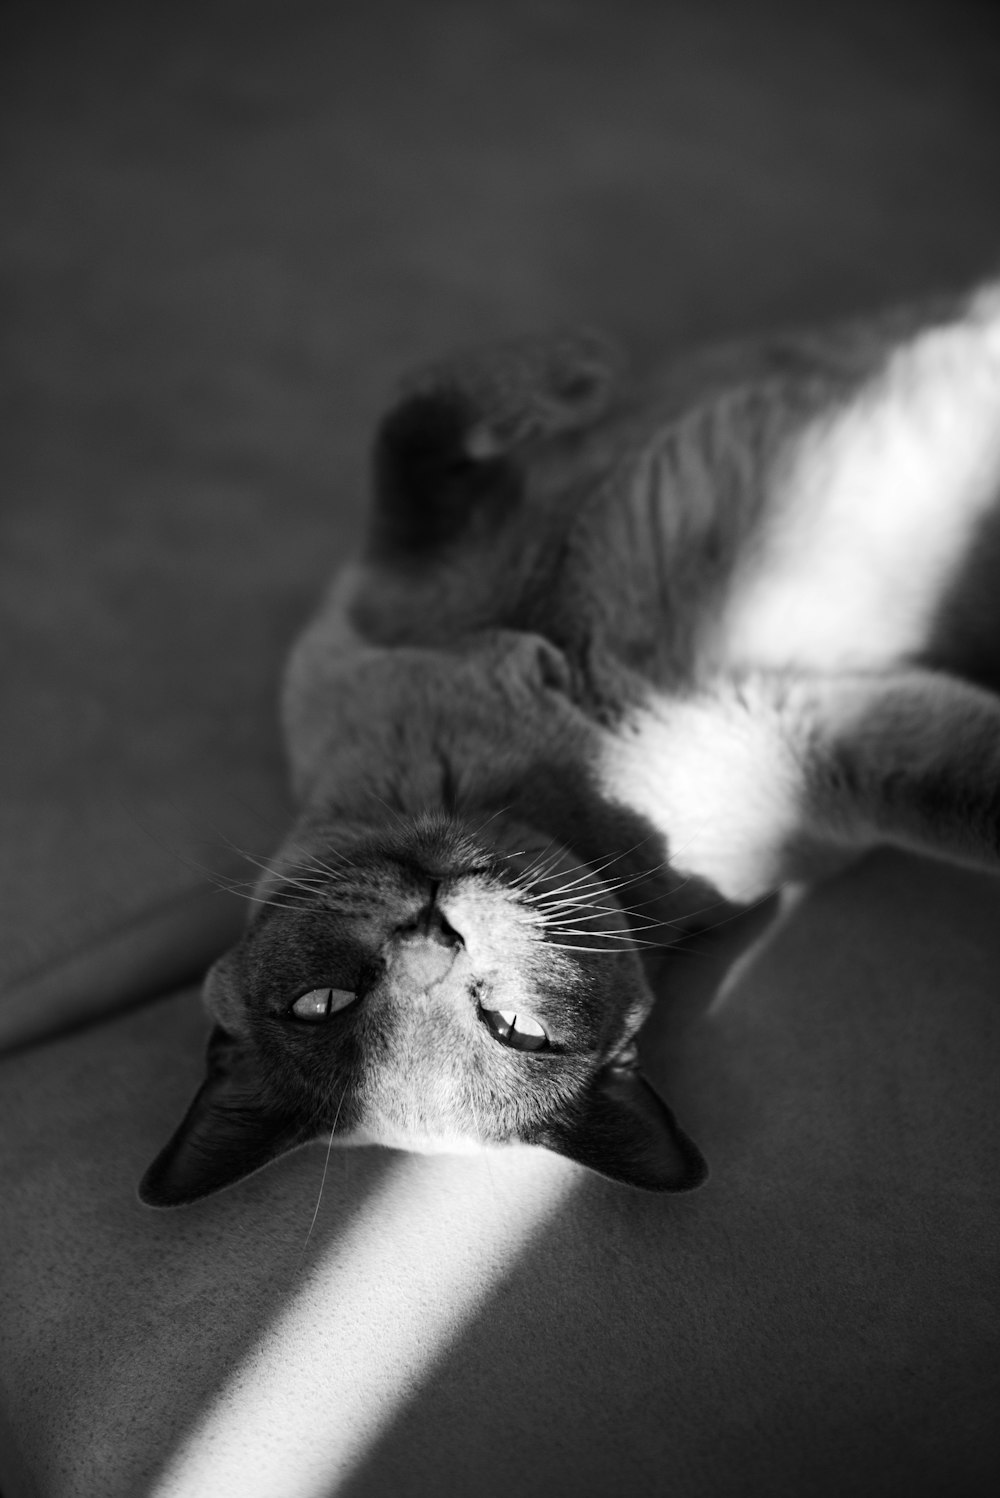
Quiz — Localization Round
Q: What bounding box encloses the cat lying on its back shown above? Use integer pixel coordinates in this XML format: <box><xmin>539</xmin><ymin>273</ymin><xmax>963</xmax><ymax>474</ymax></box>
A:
<box><xmin>141</xmin><ymin>280</ymin><xmax>1000</xmax><ymax>1207</ymax></box>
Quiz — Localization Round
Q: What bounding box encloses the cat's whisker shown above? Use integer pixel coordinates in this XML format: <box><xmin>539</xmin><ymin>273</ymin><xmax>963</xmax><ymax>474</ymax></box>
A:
<box><xmin>510</xmin><ymin>838</ymin><xmax>559</xmax><ymax>870</ymax></box>
<box><xmin>466</xmin><ymin>804</ymin><xmax>514</xmax><ymax>843</ymax></box>
<box><xmin>112</xmin><ymin>798</ymin><xmax>292</xmax><ymax>909</ymax></box>
<box><xmin>615</xmin><ymin>884</ymin><xmax>695</xmax><ymax>917</ymax></box>
<box><xmin>531</xmin><ymin>895</ymin><xmax>664</xmax><ymax>922</ymax></box>
<box><xmin>542</xmin><ymin>939</ymin><xmax>663</xmax><ymax>954</ymax></box>
<box><xmin>567</xmin><ymin>831</ymin><xmax>667</xmax><ymax>883</ymax></box>
<box><xmin>579</xmin><ymin>900</ymin><xmax>666</xmax><ymax>923</ymax></box>
<box><xmin>240</xmin><ymin>895</ymin><xmax>321</xmax><ymax>914</ymax></box>
<box><xmin>538</xmin><ymin>920</ymin><xmax>662</xmax><ymax>944</ymax></box>
<box><xmin>506</xmin><ymin>845</ymin><xmax>566</xmax><ymax>890</ymax></box>
<box><xmin>228</xmin><ymin>851</ymin><xmax>344</xmax><ymax>901</ymax></box>
<box><xmin>525</xmin><ymin>840</ymin><xmax>673</xmax><ymax>904</ymax></box>
<box><xmin>533</xmin><ymin>905</ymin><xmax>655</xmax><ymax>929</ymax></box>
<box><xmin>213</xmin><ymin>832</ymin><xmax>292</xmax><ymax>880</ymax></box>
<box><xmin>678</xmin><ymin>888</ymin><xmax>778</xmax><ymax>936</ymax></box>
<box><xmin>525</xmin><ymin>868</ymin><xmax>609</xmax><ymax>903</ymax></box>
<box><xmin>594</xmin><ymin>856</ymin><xmax>678</xmax><ymax>892</ymax></box>
<box><xmin>289</xmin><ymin>847</ymin><xmax>358</xmax><ymax>879</ymax></box>
<box><xmin>544</xmin><ymin>834</ymin><xmax>661</xmax><ymax>891</ymax></box>
<box><xmin>544</xmin><ymin>931</ymin><xmax>659</xmax><ymax>947</ymax></box>
<box><xmin>467</xmin><ymin>1091</ymin><xmax>499</xmax><ymax>1201</ymax></box>
<box><xmin>518</xmin><ymin>867</ymin><xmax>677</xmax><ymax>917</ymax></box>
<box><xmin>369</xmin><ymin>792</ymin><xmax>411</xmax><ymax>831</ymax></box>
<box><xmin>275</xmin><ymin>859</ymin><xmax>336</xmax><ymax>883</ymax></box>
<box><xmin>515</xmin><ymin>840</ymin><xmax>624</xmax><ymax>892</ymax></box>
<box><xmin>295</xmin><ymin>1089</ymin><xmax>348</xmax><ymax>1275</ymax></box>
<box><xmin>219</xmin><ymin>849</ymin><xmax>340</xmax><ymax>904</ymax></box>
<box><xmin>274</xmin><ymin>876</ymin><xmax>329</xmax><ymax>896</ymax></box>
<box><xmin>537</xmin><ymin>905</ymin><xmax>660</xmax><ymax>930</ymax></box>
<box><xmin>196</xmin><ymin>870</ymin><xmax>320</xmax><ymax>912</ymax></box>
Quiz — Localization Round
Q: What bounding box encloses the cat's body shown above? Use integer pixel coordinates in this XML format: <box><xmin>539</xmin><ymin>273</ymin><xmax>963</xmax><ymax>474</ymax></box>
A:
<box><xmin>142</xmin><ymin>279</ymin><xmax>1000</xmax><ymax>1207</ymax></box>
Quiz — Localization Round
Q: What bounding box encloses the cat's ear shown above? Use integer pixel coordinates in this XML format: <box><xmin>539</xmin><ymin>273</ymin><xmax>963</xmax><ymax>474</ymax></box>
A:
<box><xmin>540</xmin><ymin>1059</ymin><xmax>708</xmax><ymax>1193</ymax></box>
<box><xmin>138</xmin><ymin>1026</ymin><xmax>315</xmax><ymax>1208</ymax></box>
<box><xmin>369</xmin><ymin>329</ymin><xmax>624</xmax><ymax>557</ymax></box>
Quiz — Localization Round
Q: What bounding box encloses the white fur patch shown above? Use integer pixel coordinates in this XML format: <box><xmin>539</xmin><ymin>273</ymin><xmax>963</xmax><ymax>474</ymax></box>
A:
<box><xmin>716</xmin><ymin>290</ymin><xmax>1000</xmax><ymax>672</ymax></box>
<box><xmin>335</xmin><ymin>1124</ymin><xmax>490</xmax><ymax>1156</ymax></box>
<box><xmin>598</xmin><ymin>684</ymin><xmax>806</xmax><ymax>903</ymax></box>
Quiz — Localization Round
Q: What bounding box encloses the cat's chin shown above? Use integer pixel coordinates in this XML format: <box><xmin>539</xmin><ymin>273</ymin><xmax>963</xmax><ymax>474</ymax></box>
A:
<box><xmin>332</xmin><ymin>1123</ymin><xmax>506</xmax><ymax>1157</ymax></box>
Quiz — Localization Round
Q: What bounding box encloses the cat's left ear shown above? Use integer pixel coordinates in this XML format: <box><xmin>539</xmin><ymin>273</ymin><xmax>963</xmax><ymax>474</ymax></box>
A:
<box><xmin>138</xmin><ymin>1026</ymin><xmax>315</xmax><ymax>1208</ymax></box>
<box><xmin>539</xmin><ymin>1059</ymin><xmax>708</xmax><ymax>1193</ymax></box>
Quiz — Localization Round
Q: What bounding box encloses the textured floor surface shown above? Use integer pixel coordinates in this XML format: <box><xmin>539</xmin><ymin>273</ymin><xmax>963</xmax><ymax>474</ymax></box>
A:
<box><xmin>2</xmin><ymin>2</ymin><xmax>1000</xmax><ymax>1494</ymax></box>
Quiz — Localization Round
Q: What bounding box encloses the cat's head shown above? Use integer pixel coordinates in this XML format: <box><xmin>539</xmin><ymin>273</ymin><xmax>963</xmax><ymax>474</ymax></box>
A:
<box><xmin>139</xmin><ymin>804</ymin><xmax>707</xmax><ymax>1207</ymax></box>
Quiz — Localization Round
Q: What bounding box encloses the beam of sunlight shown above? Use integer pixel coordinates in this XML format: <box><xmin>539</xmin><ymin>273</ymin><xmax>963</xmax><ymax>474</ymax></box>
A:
<box><xmin>152</xmin><ymin>1146</ymin><xmax>576</xmax><ymax>1498</ymax></box>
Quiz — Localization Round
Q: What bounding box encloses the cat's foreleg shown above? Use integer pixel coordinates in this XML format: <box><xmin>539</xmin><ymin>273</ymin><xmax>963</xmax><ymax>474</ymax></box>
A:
<box><xmin>790</xmin><ymin>667</ymin><xmax>1000</xmax><ymax>878</ymax></box>
<box><xmin>600</xmin><ymin>667</ymin><xmax>1000</xmax><ymax>905</ymax></box>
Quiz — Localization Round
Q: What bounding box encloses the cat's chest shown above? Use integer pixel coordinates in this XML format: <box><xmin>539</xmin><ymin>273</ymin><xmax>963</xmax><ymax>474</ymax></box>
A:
<box><xmin>705</xmin><ymin>306</ymin><xmax>1000</xmax><ymax>675</ymax></box>
<box><xmin>595</xmin><ymin>681</ymin><xmax>811</xmax><ymax>903</ymax></box>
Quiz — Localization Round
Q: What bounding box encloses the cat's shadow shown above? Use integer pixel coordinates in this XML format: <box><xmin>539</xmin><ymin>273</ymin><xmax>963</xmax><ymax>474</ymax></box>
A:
<box><xmin>642</xmin><ymin>896</ymin><xmax>779</xmax><ymax>1051</ymax></box>
<box><xmin>637</xmin><ymin>893</ymin><xmax>780</xmax><ymax>1155</ymax></box>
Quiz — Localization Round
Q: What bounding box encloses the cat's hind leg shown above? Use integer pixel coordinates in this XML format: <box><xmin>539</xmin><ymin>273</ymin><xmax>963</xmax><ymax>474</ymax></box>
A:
<box><xmin>368</xmin><ymin>328</ymin><xmax>625</xmax><ymax>559</ymax></box>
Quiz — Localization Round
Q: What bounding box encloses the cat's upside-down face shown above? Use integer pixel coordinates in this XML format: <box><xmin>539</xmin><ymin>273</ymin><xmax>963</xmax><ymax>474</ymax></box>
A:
<box><xmin>140</xmin><ymin>809</ymin><xmax>708</xmax><ymax>1206</ymax></box>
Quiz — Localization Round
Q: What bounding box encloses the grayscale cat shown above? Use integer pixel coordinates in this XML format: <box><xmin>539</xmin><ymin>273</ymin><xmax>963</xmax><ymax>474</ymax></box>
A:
<box><xmin>140</xmin><ymin>279</ymin><xmax>1000</xmax><ymax>1207</ymax></box>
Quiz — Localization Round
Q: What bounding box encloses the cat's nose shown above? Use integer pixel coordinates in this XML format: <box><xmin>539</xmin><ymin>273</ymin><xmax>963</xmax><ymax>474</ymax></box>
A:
<box><xmin>391</xmin><ymin>904</ymin><xmax>463</xmax><ymax>989</ymax></box>
<box><xmin>397</xmin><ymin>902</ymin><xmax>464</xmax><ymax>948</ymax></box>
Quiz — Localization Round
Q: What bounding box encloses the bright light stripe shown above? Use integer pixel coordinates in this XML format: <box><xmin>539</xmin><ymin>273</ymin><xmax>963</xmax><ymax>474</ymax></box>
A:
<box><xmin>717</xmin><ymin>287</ymin><xmax>1000</xmax><ymax>674</ymax></box>
<box><xmin>152</xmin><ymin>1146</ymin><xmax>576</xmax><ymax>1498</ymax></box>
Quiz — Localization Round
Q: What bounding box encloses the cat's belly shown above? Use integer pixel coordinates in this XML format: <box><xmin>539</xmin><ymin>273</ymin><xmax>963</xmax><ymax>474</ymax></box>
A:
<box><xmin>710</xmin><ymin>288</ymin><xmax>1000</xmax><ymax>675</ymax></box>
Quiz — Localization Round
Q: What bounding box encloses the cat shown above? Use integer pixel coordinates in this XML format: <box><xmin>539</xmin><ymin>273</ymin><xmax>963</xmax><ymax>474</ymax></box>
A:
<box><xmin>140</xmin><ymin>280</ymin><xmax>1000</xmax><ymax>1207</ymax></box>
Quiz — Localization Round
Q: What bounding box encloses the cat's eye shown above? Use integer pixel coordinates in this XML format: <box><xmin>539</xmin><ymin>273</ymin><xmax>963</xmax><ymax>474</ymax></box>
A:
<box><xmin>480</xmin><ymin>1007</ymin><xmax>549</xmax><ymax>1052</ymax></box>
<box><xmin>289</xmin><ymin>987</ymin><xmax>357</xmax><ymax>1021</ymax></box>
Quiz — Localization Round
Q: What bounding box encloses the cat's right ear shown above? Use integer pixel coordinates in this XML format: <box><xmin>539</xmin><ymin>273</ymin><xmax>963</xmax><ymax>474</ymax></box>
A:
<box><xmin>138</xmin><ymin>1026</ymin><xmax>315</xmax><ymax>1208</ymax></box>
<box><xmin>369</xmin><ymin>330</ymin><xmax>624</xmax><ymax>558</ymax></box>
